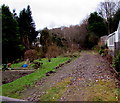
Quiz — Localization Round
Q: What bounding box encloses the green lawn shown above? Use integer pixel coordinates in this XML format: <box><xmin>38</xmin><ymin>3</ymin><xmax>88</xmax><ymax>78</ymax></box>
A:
<box><xmin>11</xmin><ymin>61</ymin><xmax>25</xmax><ymax>68</ymax></box>
<box><xmin>1</xmin><ymin>57</ymin><xmax>71</xmax><ymax>98</ymax></box>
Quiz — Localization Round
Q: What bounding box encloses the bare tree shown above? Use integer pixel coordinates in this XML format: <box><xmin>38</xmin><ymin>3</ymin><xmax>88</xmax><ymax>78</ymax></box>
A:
<box><xmin>49</xmin><ymin>18</ymin><xmax>89</xmax><ymax>49</ymax></box>
<box><xmin>78</xmin><ymin>19</ymin><xmax>88</xmax><ymax>47</ymax></box>
<box><xmin>98</xmin><ymin>0</ymin><xmax>120</xmax><ymax>33</ymax></box>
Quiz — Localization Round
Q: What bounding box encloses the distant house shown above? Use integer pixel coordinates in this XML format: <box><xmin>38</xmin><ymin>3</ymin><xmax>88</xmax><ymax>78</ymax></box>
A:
<box><xmin>32</xmin><ymin>33</ymin><xmax>42</xmax><ymax>47</ymax></box>
<box><xmin>107</xmin><ymin>21</ymin><xmax>120</xmax><ymax>56</ymax></box>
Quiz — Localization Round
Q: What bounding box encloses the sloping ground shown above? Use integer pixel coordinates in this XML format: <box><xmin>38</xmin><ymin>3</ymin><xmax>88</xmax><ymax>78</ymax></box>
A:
<box><xmin>20</xmin><ymin>51</ymin><xmax>119</xmax><ymax>102</ymax></box>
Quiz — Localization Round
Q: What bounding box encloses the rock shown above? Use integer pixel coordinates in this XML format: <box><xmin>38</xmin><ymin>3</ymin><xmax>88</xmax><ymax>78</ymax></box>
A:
<box><xmin>46</xmin><ymin>71</ymin><xmax>56</xmax><ymax>76</ymax></box>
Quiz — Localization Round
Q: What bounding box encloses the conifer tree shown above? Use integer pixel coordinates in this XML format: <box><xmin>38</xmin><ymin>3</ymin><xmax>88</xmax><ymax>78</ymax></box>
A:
<box><xmin>2</xmin><ymin>4</ymin><xmax>22</xmax><ymax>63</ymax></box>
<box><xmin>18</xmin><ymin>5</ymin><xmax>38</xmax><ymax>50</ymax></box>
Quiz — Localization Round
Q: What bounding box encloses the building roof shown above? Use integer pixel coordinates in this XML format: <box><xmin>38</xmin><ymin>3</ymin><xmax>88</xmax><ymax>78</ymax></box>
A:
<box><xmin>108</xmin><ymin>31</ymin><xmax>116</xmax><ymax>37</ymax></box>
<box><xmin>100</xmin><ymin>35</ymin><xmax>108</xmax><ymax>41</ymax></box>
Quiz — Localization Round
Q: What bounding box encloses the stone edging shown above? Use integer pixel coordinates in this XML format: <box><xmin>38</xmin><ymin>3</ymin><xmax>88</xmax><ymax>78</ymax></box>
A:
<box><xmin>54</xmin><ymin>59</ymin><xmax>71</xmax><ymax>69</ymax></box>
<box><xmin>45</xmin><ymin>59</ymin><xmax>72</xmax><ymax>76</ymax></box>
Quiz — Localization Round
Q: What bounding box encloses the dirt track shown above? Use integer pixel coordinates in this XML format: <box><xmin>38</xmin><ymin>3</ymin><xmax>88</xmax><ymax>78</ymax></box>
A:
<box><xmin>21</xmin><ymin>51</ymin><xmax>119</xmax><ymax>101</ymax></box>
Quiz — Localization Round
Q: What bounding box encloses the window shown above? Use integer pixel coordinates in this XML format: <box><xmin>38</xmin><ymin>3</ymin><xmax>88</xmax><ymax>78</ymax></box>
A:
<box><xmin>109</xmin><ymin>34</ymin><xmax>115</xmax><ymax>46</ymax></box>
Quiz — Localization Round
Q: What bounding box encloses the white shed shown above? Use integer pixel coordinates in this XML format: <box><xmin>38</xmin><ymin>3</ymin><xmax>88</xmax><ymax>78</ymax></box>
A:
<box><xmin>107</xmin><ymin>21</ymin><xmax>120</xmax><ymax>56</ymax></box>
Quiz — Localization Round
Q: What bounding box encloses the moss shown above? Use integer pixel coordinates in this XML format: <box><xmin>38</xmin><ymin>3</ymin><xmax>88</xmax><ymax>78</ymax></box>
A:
<box><xmin>85</xmin><ymin>80</ymin><xmax>118</xmax><ymax>101</ymax></box>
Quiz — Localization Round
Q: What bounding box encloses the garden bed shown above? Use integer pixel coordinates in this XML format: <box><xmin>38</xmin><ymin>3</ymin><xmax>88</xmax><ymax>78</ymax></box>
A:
<box><xmin>2</xmin><ymin>70</ymin><xmax>34</xmax><ymax>85</ymax></box>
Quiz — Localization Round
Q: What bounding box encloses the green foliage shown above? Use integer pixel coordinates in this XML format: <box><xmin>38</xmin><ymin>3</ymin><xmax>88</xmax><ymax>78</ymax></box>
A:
<box><xmin>33</xmin><ymin>61</ymin><xmax>42</xmax><ymax>69</ymax></box>
<box><xmin>85</xmin><ymin>32</ymin><xmax>99</xmax><ymax>49</ymax></box>
<box><xmin>85</xmin><ymin>12</ymin><xmax>108</xmax><ymax>49</ymax></box>
<box><xmin>18</xmin><ymin>5</ymin><xmax>38</xmax><ymax>49</ymax></box>
<box><xmin>2</xmin><ymin>4</ymin><xmax>24</xmax><ymax>63</ymax></box>
<box><xmin>1</xmin><ymin>57</ymin><xmax>70</xmax><ymax>98</ymax></box>
<box><xmin>2</xmin><ymin>4</ymin><xmax>38</xmax><ymax>63</ymax></box>
<box><xmin>40</xmin><ymin>28</ymin><xmax>50</xmax><ymax>54</ymax></box>
<box><xmin>52</xmin><ymin>34</ymin><xmax>64</xmax><ymax>47</ymax></box>
<box><xmin>88</xmin><ymin>12</ymin><xmax>108</xmax><ymax>37</ymax></box>
<box><xmin>35</xmin><ymin>47</ymin><xmax>44</xmax><ymax>58</ymax></box>
<box><xmin>98</xmin><ymin>46</ymin><xmax>108</xmax><ymax>56</ymax></box>
<box><xmin>99</xmin><ymin>49</ymin><xmax>104</xmax><ymax>56</ymax></box>
<box><xmin>112</xmin><ymin>51</ymin><xmax>120</xmax><ymax>71</ymax></box>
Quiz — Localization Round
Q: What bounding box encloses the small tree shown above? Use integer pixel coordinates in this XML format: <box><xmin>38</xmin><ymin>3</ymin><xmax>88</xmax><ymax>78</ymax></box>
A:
<box><xmin>40</xmin><ymin>28</ymin><xmax>51</xmax><ymax>54</ymax></box>
<box><xmin>88</xmin><ymin>12</ymin><xmax>108</xmax><ymax>37</ymax></box>
<box><xmin>45</xmin><ymin>44</ymin><xmax>61</xmax><ymax>62</ymax></box>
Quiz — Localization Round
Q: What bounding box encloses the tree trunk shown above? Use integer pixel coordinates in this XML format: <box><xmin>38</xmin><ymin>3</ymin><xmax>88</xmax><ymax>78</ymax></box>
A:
<box><xmin>22</xmin><ymin>35</ymin><xmax>30</xmax><ymax>50</ymax></box>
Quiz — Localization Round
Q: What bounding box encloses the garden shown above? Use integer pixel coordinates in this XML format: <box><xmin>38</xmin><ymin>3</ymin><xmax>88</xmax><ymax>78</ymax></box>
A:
<box><xmin>1</xmin><ymin>56</ymin><xmax>72</xmax><ymax>98</ymax></box>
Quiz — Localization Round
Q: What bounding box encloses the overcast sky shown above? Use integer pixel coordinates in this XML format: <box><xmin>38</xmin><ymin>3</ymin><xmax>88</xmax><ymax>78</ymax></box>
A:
<box><xmin>1</xmin><ymin>0</ymin><xmax>104</xmax><ymax>30</ymax></box>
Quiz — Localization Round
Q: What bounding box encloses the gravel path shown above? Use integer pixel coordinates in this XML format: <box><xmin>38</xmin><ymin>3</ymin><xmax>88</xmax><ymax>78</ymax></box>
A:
<box><xmin>21</xmin><ymin>51</ymin><xmax>119</xmax><ymax>101</ymax></box>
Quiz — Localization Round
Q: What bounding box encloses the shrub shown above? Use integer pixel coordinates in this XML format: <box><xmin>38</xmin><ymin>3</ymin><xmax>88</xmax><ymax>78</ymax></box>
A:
<box><xmin>24</xmin><ymin>49</ymin><xmax>38</xmax><ymax>62</ymax></box>
<box><xmin>98</xmin><ymin>46</ymin><xmax>108</xmax><ymax>56</ymax></box>
<box><xmin>33</xmin><ymin>61</ymin><xmax>43</xmax><ymax>69</ymax></box>
<box><xmin>85</xmin><ymin>32</ymin><xmax>99</xmax><ymax>49</ymax></box>
<box><xmin>67</xmin><ymin>42</ymin><xmax>79</xmax><ymax>53</ymax></box>
<box><xmin>24</xmin><ymin>47</ymin><xmax>44</xmax><ymax>62</ymax></box>
<box><xmin>112</xmin><ymin>51</ymin><xmax>120</xmax><ymax>71</ymax></box>
<box><xmin>92</xmin><ymin>45</ymin><xmax>101</xmax><ymax>51</ymax></box>
<box><xmin>99</xmin><ymin>48</ymin><xmax>104</xmax><ymax>56</ymax></box>
<box><xmin>45</xmin><ymin>44</ymin><xmax>63</xmax><ymax>61</ymax></box>
<box><xmin>35</xmin><ymin>47</ymin><xmax>44</xmax><ymax>58</ymax></box>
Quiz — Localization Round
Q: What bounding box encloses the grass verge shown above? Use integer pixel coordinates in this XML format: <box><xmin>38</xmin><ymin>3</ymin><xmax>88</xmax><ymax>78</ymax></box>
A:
<box><xmin>40</xmin><ymin>77</ymin><xmax>72</xmax><ymax>101</ymax></box>
<box><xmin>85</xmin><ymin>80</ymin><xmax>118</xmax><ymax>101</ymax></box>
<box><xmin>1</xmin><ymin>57</ymin><xmax>70</xmax><ymax>98</ymax></box>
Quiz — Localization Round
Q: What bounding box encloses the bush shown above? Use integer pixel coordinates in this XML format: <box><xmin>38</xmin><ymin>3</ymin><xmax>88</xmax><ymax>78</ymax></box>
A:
<box><xmin>67</xmin><ymin>43</ymin><xmax>79</xmax><ymax>53</ymax></box>
<box><xmin>99</xmin><ymin>47</ymin><xmax>105</xmax><ymax>56</ymax></box>
<box><xmin>24</xmin><ymin>48</ymin><xmax>44</xmax><ymax>62</ymax></box>
<box><xmin>85</xmin><ymin>32</ymin><xmax>99</xmax><ymax>49</ymax></box>
<box><xmin>45</xmin><ymin>44</ymin><xmax>63</xmax><ymax>60</ymax></box>
<box><xmin>92</xmin><ymin>45</ymin><xmax>101</xmax><ymax>51</ymax></box>
<box><xmin>35</xmin><ymin>47</ymin><xmax>44</xmax><ymax>58</ymax></box>
<box><xmin>33</xmin><ymin>61</ymin><xmax>43</xmax><ymax>69</ymax></box>
<box><xmin>98</xmin><ymin>46</ymin><xmax>108</xmax><ymax>57</ymax></box>
<box><xmin>112</xmin><ymin>51</ymin><xmax>120</xmax><ymax>71</ymax></box>
<box><xmin>24</xmin><ymin>49</ymin><xmax>38</xmax><ymax>62</ymax></box>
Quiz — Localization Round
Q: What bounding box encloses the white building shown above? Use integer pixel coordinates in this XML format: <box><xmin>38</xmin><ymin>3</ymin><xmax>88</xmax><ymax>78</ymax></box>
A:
<box><xmin>32</xmin><ymin>33</ymin><xmax>42</xmax><ymax>47</ymax></box>
<box><xmin>36</xmin><ymin>33</ymin><xmax>41</xmax><ymax>40</ymax></box>
<box><xmin>107</xmin><ymin>21</ymin><xmax>120</xmax><ymax>56</ymax></box>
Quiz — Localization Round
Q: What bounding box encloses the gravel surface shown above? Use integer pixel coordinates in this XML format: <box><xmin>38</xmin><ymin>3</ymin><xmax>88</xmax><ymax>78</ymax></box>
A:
<box><xmin>21</xmin><ymin>51</ymin><xmax>119</xmax><ymax>101</ymax></box>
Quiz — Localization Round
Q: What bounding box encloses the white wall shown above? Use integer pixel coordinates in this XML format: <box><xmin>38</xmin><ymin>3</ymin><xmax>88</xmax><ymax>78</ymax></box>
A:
<box><xmin>118</xmin><ymin>21</ymin><xmax>120</xmax><ymax>42</ymax></box>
